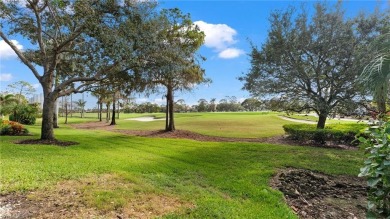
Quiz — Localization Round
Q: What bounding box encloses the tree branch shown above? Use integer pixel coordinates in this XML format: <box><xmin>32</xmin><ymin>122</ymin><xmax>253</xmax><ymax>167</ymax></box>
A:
<box><xmin>0</xmin><ymin>31</ymin><xmax>42</xmax><ymax>80</ymax></box>
<box><xmin>58</xmin><ymin>81</ymin><xmax>96</xmax><ymax>97</ymax></box>
<box><xmin>28</xmin><ymin>0</ymin><xmax>47</xmax><ymax>58</ymax></box>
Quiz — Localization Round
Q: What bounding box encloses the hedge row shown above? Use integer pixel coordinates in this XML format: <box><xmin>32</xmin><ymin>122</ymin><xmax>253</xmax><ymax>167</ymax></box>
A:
<box><xmin>283</xmin><ymin>123</ymin><xmax>367</xmax><ymax>145</ymax></box>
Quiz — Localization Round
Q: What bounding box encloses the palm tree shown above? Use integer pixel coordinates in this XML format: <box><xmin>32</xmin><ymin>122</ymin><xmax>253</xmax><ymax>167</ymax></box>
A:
<box><xmin>0</xmin><ymin>93</ymin><xmax>17</xmax><ymax>117</ymax></box>
<box><xmin>91</xmin><ymin>87</ymin><xmax>107</xmax><ymax>122</ymax></box>
<box><xmin>74</xmin><ymin>99</ymin><xmax>87</xmax><ymax>118</ymax></box>
<box><xmin>360</xmin><ymin>32</ymin><xmax>390</xmax><ymax>116</ymax></box>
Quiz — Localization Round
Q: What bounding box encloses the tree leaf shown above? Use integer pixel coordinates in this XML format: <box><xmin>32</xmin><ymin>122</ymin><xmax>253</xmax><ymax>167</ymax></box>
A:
<box><xmin>367</xmin><ymin>178</ymin><xmax>381</xmax><ymax>187</ymax></box>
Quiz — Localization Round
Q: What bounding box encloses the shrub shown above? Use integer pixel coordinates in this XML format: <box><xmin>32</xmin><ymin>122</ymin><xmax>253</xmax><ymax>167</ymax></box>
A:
<box><xmin>358</xmin><ymin>123</ymin><xmax>390</xmax><ymax>217</ymax></box>
<box><xmin>0</xmin><ymin>120</ymin><xmax>29</xmax><ymax>135</ymax></box>
<box><xmin>283</xmin><ymin>123</ymin><xmax>367</xmax><ymax>145</ymax></box>
<box><xmin>8</xmin><ymin>103</ymin><xmax>38</xmax><ymax>125</ymax></box>
<box><xmin>9</xmin><ymin>114</ymin><xmax>36</xmax><ymax>125</ymax></box>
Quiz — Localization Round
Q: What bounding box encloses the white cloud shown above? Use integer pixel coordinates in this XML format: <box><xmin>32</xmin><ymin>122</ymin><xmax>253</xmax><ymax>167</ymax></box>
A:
<box><xmin>0</xmin><ymin>73</ymin><xmax>12</xmax><ymax>81</ymax></box>
<box><xmin>194</xmin><ymin>21</ymin><xmax>237</xmax><ymax>50</ymax></box>
<box><xmin>194</xmin><ymin>20</ymin><xmax>244</xmax><ymax>59</ymax></box>
<box><xmin>0</xmin><ymin>40</ymin><xmax>23</xmax><ymax>59</ymax></box>
<box><xmin>218</xmin><ymin>48</ymin><xmax>245</xmax><ymax>59</ymax></box>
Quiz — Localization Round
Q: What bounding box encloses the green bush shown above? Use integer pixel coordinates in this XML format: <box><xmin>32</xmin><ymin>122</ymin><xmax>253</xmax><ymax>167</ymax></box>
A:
<box><xmin>9</xmin><ymin>114</ymin><xmax>36</xmax><ymax>125</ymax></box>
<box><xmin>283</xmin><ymin>123</ymin><xmax>367</xmax><ymax>145</ymax></box>
<box><xmin>8</xmin><ymin>103</ymin><xmax>38</xmax><ymax>125</ymax></box>
<box><xmin>358</xmin><ymin>123</ymin><xmax>390</xmax><ymax>217</ymax></box>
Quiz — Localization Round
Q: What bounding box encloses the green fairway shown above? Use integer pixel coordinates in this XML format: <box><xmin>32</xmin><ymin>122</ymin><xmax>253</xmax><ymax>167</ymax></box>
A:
<box><xmin>73</xmin><ymin>112</ymin><xmax>302</xmax><ymax>138</ymax></box>
<box><xmin>1</xmin><ymin>115</ymin><xmax>364</xmax><ymax>218</ymax></box>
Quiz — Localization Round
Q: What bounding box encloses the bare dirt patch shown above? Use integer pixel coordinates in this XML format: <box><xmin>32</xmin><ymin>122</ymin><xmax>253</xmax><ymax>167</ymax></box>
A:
<box><xmin>0</xmin><ymin>174</ymin><xmax>192</xmax><ymax>219</ymax></box>
<box><xmin>270</xmin><ymin>168</ymin><xmax>367</xmax><ymax>219</ymax></box>
<box><xmin>15</xmin><ymin>139</ymin><xmax>79</xmax><ymax>147</ymax></box>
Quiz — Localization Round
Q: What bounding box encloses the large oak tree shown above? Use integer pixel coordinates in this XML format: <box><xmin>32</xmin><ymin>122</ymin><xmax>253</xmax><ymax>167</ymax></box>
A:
<box><xmin>240</xmin><ymin>2</ymin><xmax>386</xmax><ymax>128</ymax></box>
<box><xmin>0</xmin><ymin>0</ymin><xmax>157</xmax><ymax>140</ymax></box>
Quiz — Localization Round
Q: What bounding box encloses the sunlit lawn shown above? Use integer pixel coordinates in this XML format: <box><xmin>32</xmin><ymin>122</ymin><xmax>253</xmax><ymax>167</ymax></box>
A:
<box><xmin>68</xmin><ymin>112</ymin><xmax>301</xmax><ymax>138</ymax></box>
<box><xmin>281</xmin><ymin>113</ymin><xmax>367</xmax><ymax>125</ymax></box>
<box><xmin>1</xmin><ymin>112</ymin><xmax>365</xmax><ymax>218</ymax></box>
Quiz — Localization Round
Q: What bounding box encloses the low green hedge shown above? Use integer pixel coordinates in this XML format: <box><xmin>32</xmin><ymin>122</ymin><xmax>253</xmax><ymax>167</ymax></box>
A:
<box><xmin>283</xmin><ymin>123</ymin><xmax>367</xmax><ymax>145</ymax></box>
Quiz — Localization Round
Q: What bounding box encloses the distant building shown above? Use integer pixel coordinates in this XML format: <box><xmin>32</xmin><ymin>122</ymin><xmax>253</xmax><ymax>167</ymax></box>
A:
<box><xmin>29</xmin><ymin>93</ymin><xmax>44</xmax><ymax>109</ymax></box>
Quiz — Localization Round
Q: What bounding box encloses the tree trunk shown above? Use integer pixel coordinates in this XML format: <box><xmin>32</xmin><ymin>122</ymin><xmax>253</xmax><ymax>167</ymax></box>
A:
<box><xmin>110</xmin><ymin>95</ymin><xmax>116</xmax><ymax>125</ymax></box>
<box><xmin>167</xmin><ymin>85</ymin><xmax>175</xmax><ymax>131</ymax></box>
<box><xmin>53</xmin><ymin>100</ymin><xmax>59</xmax><ymax>128</ymax></box>
<box><xmin>41</xmin><ymin>95</ymin><xmax>56</xmax><ymax>140</ymax></box>
<box><xmin>65</xmin><ymin>103</ymin><xmax>68</xmax><ymax>124</ymax></box>
<box><xmin>70</xmin><ymin>94</ymin><xmax>73</xmax><ymax>118</ymax></box>
<box><xmin>117</xmin><ymin>100</ymin><xmax>120</xmax><ymax>119</ymax></box>
<box><xmin>376</xmin><ymin>85</ymin><xmax>386</xmax><ymax>116</ymax></box>
<box><xmin>317</xmin><ymin>113</ymin><xmax>327</xmax><ymax>129</ymax></box>
<box><xmin>106</xmin><ymin>103</ymin><xmax>110</xmax><ymax>122</ymax></box>
<box><xmin>99</xmin><ymin>102</ymin><xmax>103</xmax><ymax>122</ymax></box>
<box><xmin>165</xmin><ymin>95</ymin><xmax>169</xmax><ymax>131</ymax></box>
<box><xmin>61</xmin><ymin>96</ymin><xmax>64</xmax><ymax>117</ymax></box>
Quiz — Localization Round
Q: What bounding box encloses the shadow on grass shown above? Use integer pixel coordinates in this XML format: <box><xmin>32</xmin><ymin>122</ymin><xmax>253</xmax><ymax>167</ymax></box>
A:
<box><xmin>1</xmin><ymin>128</ymin><xmax>363</xmax><ymax>218</ymax></box>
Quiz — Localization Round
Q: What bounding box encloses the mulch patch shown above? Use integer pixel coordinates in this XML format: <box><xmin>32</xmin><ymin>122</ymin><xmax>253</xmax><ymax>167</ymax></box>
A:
<box><xmin>270</xmin><ymin>168</ymin><xmax>367</xmax><ymax>219</ymax></box>
<box><xmin>0</xmin><ymin>133</ymin><xmax>32</xmax><ymax>136</ymax></box>
<box><xmin>15</xmin><ymin>139</ymin><xmax>79</xmax><ymax>147</ymax></box>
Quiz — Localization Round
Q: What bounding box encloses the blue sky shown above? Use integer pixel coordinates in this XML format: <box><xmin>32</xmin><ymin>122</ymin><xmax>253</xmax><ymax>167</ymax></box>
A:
<box><xmin>0</xmin><ymin>0</ymin><xmax>388</xmax><ymax>109</ymax></box>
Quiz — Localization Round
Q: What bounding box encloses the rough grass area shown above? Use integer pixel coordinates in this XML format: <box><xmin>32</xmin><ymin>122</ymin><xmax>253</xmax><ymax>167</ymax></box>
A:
<box><xmin>0</xmin><ymin>116</ymin><xmax>365</xmax><ymax>218</ymax></box>
<box><xmin>1</xmin><ymin>173</ymin><xmax>190</xmax><ymax>218</ymax></box>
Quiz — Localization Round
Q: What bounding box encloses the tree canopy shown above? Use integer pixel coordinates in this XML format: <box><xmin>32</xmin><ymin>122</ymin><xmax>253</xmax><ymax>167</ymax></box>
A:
<box><xmin>359</xmin><ymin>32</ymin><xmax>390</xmax><ymax>116</ymax></box>
<box><xmin>0</xmin><ymin>0</ymin><xmax>161</xmax><ymax>139</ymax></box>
<box><xmin>144</xmin><ymin>8</ymin><xmax>207</xmax><ymax>131</ymax></box>
<box><xmin>240</xmin><ymin>2</ymin><xmax>387</xmax><ymax>128</ymax></box>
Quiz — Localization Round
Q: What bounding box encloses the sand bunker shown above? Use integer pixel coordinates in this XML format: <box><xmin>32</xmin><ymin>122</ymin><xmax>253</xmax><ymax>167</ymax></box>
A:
<box><xmin>124</xmin><ymin>117</ymin><xmax>164</xmax><ymax>122</ymax></box>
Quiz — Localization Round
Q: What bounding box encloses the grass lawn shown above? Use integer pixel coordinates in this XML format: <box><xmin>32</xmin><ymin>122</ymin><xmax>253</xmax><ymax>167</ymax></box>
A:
<box><xmin>281</xmin><ymin>113</ymin><xmax>366</xmax><ymax>125</ymax></box>
<box><xmin>1</xmin><ymin>113</ymin><xmax>365</xmax><ymax>218</ymax></box>
<box><xmin>77</xmin><ymin>112</ymin><xmax>301</xmax><ymax>138</ymax></box>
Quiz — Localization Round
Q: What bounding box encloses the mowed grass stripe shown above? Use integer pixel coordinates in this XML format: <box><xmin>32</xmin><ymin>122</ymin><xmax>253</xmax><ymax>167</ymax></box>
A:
<box><xmin>110</xmin><ymin>112</ymin><xmax>296</xmax><ymax>138</ymax></box>
<box><xmin>1</xmin><ymin>120</ymin><xmax>363</xmax><ymax>218</ymax></box>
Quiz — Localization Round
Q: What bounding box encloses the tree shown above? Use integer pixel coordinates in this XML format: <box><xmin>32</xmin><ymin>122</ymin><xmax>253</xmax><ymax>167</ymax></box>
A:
<box><xmin>0</xmin><ymin>93</ymin><xmax>17</xmax><ymax>117</ymax></box>
<box><xmin>147</xmin><ymin>8</ymin><xmax>207</xmax><ymax>131</ymax></box>
<box><xmin>7</xmin><ymin>81</ymin><xmax>36</xmax><ymax>104</ymax></box>
<box><xmin>216</xmin><ymin>96</ymin><xmax>243</xmax><ymax>112</ymax></box>
<box><xmin>359</xmin><ymin>32</ymin><xmax>390</xmax><ymax>116</ymax></box>
<box><xmin>91</xmin><ymin>84</ymin><xmax>107</xmax><ymax>122</ymax></box>
<box><xmin>60</xmin><ymin>95</ymin><xmax>70</xmax><ymax>124</ymax></box>
<box><xmin>175</xmin><ymin>99</ymin><xmax>187</xmax><ymax>112</ymax></box>
<box><xmin>241</xmin><ymin>98</ymin><xmax>262</xmax><ymax>111</ymax></box>
<box><xmin>239</xmin><ymin>2</ymin><xmax>386</xmax><ymax>128</ymax></box>
<box><xmin>209</xmin><ymin>98</ymin><xmax>217</xmax><ymax>112</ymax></box>
<box><xmin>74</xmin><ymin>99</ymin><xmax>86</xmax><ymax>118</ymax></box>
<box><xmin>0</xmin><ymin>0</ymin><xmax>158</xmax><ymax>140</ymax></box>
<box><xmin>197</xmin><ymin>99</ymin><xmax>208</xmax><ymax>112</ymax></box>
